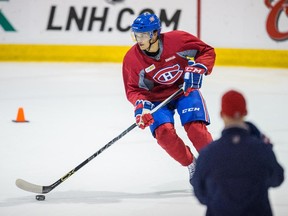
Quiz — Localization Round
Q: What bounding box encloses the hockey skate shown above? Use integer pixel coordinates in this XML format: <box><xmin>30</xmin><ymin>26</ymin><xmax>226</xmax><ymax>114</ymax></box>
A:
<box><xmin>188</xmin><ymin>158</ymin><xmax>196</xmax><ymax>184</ymax></box>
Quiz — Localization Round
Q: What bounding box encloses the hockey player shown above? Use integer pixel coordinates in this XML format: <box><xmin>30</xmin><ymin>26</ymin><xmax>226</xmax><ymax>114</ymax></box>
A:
<box><xmin>191</xmin><ymin>90</ymin><xmax>284</xmax><ymax>216</ymax></box>
<box><xmin>122</xmin><ymin>12</ymin><xmax>216</xmax><ymax>181</ymax></box>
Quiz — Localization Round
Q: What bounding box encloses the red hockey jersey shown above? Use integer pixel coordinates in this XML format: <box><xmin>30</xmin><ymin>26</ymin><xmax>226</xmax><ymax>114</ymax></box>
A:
<box><xmin>122</xmin><ymin>30</ymin><xmax>216</xmax><ymax>105</ymax></box>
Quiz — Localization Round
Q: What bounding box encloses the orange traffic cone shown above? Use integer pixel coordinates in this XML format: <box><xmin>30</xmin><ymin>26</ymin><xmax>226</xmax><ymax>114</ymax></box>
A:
<box><xmin>12</xmin><ymin>107</ymin><xmax>29</xmax><ymax>123</ymax></box>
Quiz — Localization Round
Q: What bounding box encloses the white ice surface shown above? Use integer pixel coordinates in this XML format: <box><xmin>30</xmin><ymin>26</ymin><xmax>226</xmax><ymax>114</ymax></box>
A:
<box><xmin>0</xmin><ymin>62</ymin><xmax>287</xmax><ymax>215</ymax></box>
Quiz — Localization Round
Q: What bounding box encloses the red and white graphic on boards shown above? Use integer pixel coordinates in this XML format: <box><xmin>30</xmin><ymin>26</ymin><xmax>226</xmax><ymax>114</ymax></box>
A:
<box><xmin>265</xmin><ymin>0</ymin><xmax>288</xmax><ymax>41</ymax></box>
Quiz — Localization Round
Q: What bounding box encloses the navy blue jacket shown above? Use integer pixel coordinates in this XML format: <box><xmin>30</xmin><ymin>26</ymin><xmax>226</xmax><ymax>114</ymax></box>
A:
<box><xmin>191</xmin><ymin>125</ymin><xmax>284</xmax><ymax>216</ymax></box>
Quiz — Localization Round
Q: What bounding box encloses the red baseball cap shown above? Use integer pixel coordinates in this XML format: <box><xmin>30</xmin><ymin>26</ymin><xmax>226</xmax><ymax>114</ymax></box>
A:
<box><xmin>221</xmin><ymin>90</ymin><xmax>247</xmax><ymax>118</ymax></box>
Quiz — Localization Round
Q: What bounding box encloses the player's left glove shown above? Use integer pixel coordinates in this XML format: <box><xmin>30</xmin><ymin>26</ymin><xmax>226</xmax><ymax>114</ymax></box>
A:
<box><xmin>134</xmin><ymin>100</ymin><xmax>154</xmax><ymax>129</ymax></box>
<box><xmin>183</xmin><ymin>60</ymin><xmax>208</xmax><ymax>96</ymax></box>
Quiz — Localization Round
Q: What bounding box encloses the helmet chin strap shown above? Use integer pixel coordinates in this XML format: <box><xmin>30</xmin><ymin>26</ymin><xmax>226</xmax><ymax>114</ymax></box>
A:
<box><xmin>146</xmin><ymin>37</ymin><xmax>159</xmax><ymax>52</ymax></box>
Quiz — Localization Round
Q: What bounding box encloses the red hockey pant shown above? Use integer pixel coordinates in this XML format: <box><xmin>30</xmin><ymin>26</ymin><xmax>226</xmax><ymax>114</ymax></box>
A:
<box><xmin>154</xmin><ymin>122</ymin><xmax>212</xmax><ymax>166</ymax></box>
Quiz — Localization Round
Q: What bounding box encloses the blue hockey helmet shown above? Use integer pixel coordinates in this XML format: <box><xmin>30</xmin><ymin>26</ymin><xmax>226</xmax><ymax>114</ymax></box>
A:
<box><xmin>131</xmin><ymin>12</ymin><xmax>161</xmax><ymax>34</ymax></box>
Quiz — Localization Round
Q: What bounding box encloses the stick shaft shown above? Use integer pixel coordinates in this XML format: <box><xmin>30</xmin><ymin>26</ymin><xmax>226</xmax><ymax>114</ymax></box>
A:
<box><xmin>16</xmin><ymin>88</ymin><xmax>183</xmax><ymax>194</ymax></box>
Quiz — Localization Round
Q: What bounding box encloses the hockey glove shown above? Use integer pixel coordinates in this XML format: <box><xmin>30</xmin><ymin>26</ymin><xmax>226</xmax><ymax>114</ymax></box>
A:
<box><xmin>183</xmin><ymin>60</ymin><xmax>207</xmax><ymax>96</ymax></box>
<box><xmin>134</xmin><ymin>100</ymin><xmax>154</xmax><ymax>129</ymax></box>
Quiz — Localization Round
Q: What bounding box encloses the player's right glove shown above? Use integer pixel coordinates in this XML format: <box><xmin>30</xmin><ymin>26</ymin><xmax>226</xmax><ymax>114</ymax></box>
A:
<box><xmin>183</xmin><ymin>60</ymin><xmax>207</xmax><ymax>96</ymax></box>
<box><xmin>134</xmin><ymin>100</ymin><xmax>154</xmax><ymax>129</ymax></box>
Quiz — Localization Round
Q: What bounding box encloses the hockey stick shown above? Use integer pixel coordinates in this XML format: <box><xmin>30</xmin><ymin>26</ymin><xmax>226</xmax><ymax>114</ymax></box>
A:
<box><xmin>16</xmin><ymin>88</ymin><xmax>183</xmax><ymax>194</ymax></box>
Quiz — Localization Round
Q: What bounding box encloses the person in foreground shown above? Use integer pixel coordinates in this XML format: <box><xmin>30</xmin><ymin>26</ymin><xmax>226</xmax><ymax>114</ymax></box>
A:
<box><xmin>122</xmin><ymin>12</ymin><xmax>216</xmax><ymax>181</ymax></box>
<box><xmin>191</xmin><ymin>90</ymin><xmax>284</xmax><ymax>216</ymax></box>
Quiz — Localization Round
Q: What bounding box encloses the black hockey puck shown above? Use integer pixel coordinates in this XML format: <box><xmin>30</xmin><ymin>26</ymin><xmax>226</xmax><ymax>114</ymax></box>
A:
<box><xmin>35</xmin><ymin>195</ymin><xmax>45</xmax><ymax>201</ymax></box>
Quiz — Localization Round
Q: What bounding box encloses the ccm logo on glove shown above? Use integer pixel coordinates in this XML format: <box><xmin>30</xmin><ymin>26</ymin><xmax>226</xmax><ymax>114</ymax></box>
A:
<box><xmin>184</xmin><ymin>65</ymin><xmax>206</xmax><ymax>74</ymax></box>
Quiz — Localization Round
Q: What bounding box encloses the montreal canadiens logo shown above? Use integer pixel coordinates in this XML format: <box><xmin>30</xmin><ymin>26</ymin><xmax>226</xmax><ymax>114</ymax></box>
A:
<box><xmin>153</xmin><ymin>64</ymin><xmax>183</xmax><ymax>85</ymax></box>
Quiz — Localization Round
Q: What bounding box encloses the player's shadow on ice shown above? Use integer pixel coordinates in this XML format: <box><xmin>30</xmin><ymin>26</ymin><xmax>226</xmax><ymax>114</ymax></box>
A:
<box><xmin>0</xmin><ymin>189</ymin><xmax>193</xmax><ymax>206</ymax></box>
